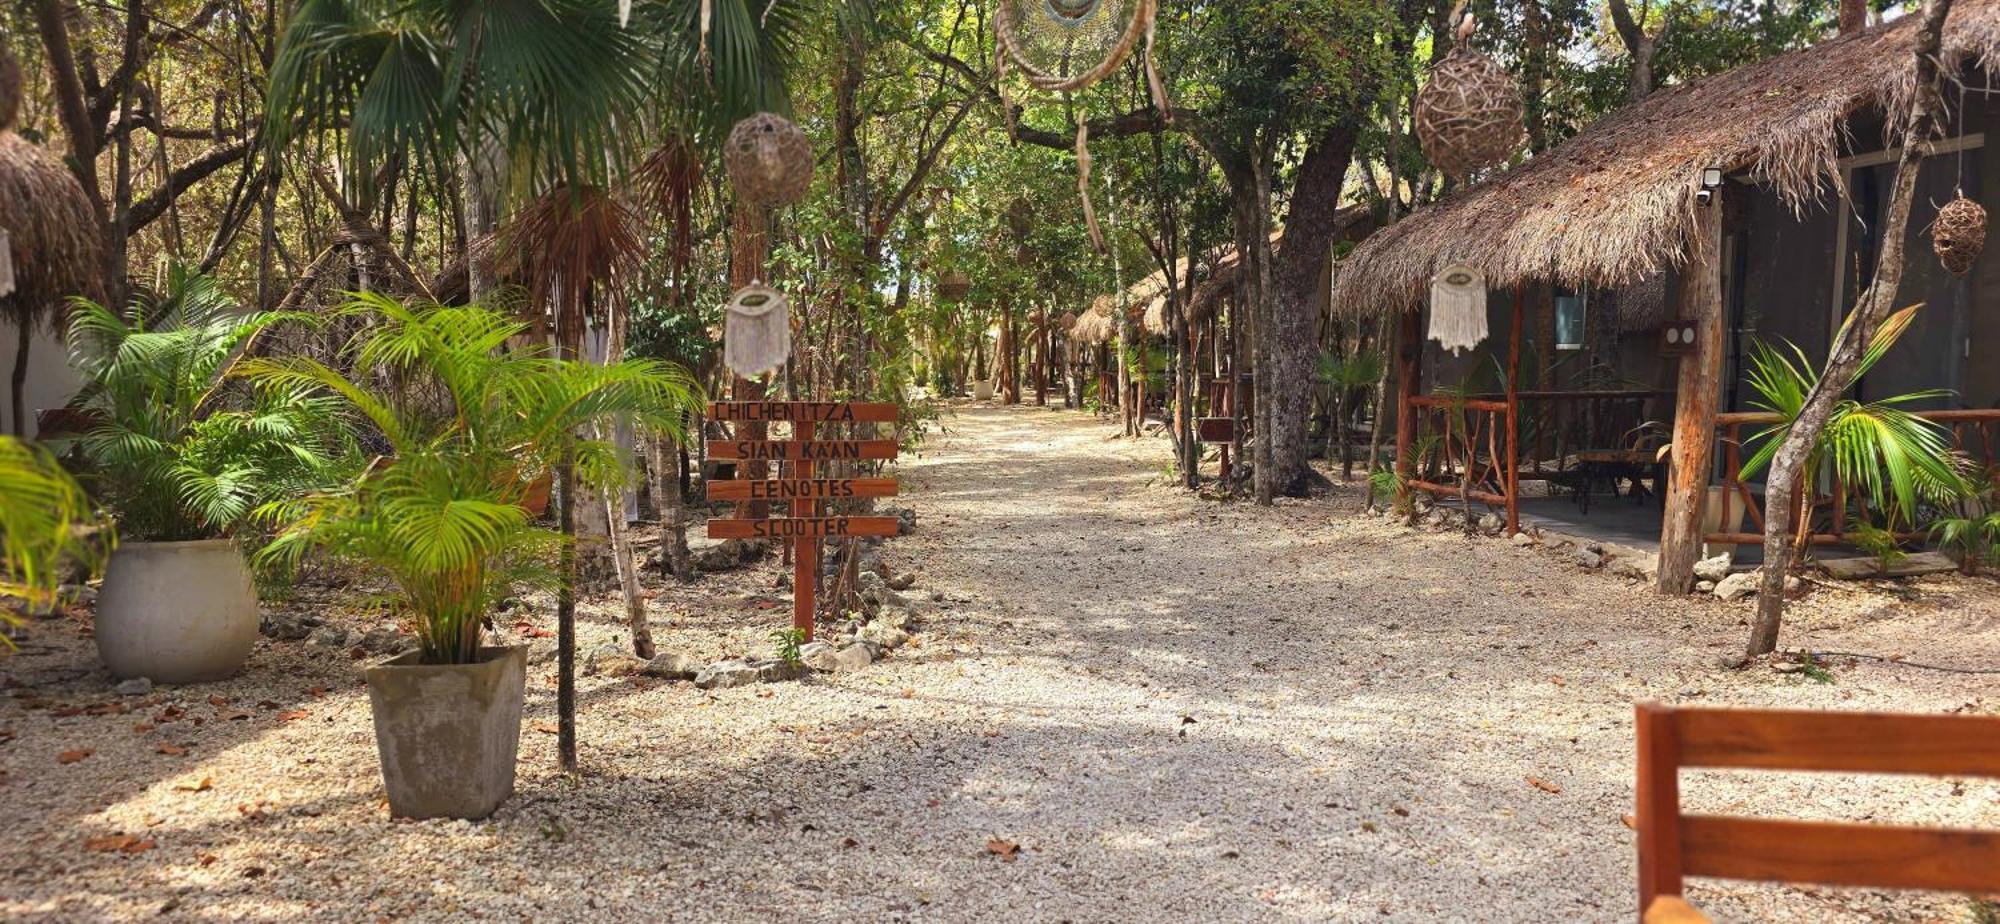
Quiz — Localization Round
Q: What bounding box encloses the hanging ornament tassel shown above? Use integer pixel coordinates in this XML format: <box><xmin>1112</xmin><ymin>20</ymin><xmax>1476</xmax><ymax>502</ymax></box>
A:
<box><xmin>1143</xmin><ymin>0</ymin><xmax>1173</xmax><ymax>121</ymax></box>
<box><xmin>699</xmin><ymin>0</ymin><xmax>713</xmax><ymax>73</ymax></box>
<box><xmin>723</xmin><ymin>282</ymin><xmax>793</xmax><ymax>378</ymax></box>
<box><xmin>1428</xmin><ymin>263</ymin><xmax>1489</xmax><ymax>353</ymax></box>
<box><xmin>1076</xmin><ymin>121</ymin><xmax>1105</xmax><ymax>253</ymax></box>
<box><xmin>618</xmin><ymin>0</ymin><xmax>631</xmax><ymax>27</ymax></box>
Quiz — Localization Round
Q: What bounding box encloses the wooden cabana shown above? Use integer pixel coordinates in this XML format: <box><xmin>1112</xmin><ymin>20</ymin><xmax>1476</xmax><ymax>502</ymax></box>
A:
<box><xmin>1331</xmin><ymin>1</ymin><xmax>2000</xmax><ymax>592</ymax></box>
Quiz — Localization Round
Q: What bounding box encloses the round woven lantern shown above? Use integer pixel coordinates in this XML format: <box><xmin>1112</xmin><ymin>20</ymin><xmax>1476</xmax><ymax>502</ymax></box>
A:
<box><xmin>937</xmin><ymin>269</ymin><xmax>972</xmax><ymax>302</ymax></box>
<box><xmin>724</xmin><ymin>113</ymin><xmax>814</xmax><ymax>209</ymax></box>
<box><xmin>1933</xmin><ymin>195</ymin><xmax>1987</xmax><ymax>276</ymax></box>
<box><xmin>1415</xmin><ymin>25</ymin><xmax>1525</xmax><ymax>181</ymax></box>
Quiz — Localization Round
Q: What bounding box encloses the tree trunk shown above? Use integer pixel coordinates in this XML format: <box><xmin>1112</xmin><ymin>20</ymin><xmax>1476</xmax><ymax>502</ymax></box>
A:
<box><xmin>1605</xmin><ymin>0</ymin><xmax>1661</xmax><ymax>102</ymax></box>
<box><xmin>1748</xmin><ymin>0</ymin><xmax>1954</xmax><ymax>658</ymax></box>
<box><xmin>1265</xmin><ymin>119</ymin><xmax>1362</xmax><ymax>498</ymax></box>
<box><xmin>11</xmin><ymin>322</ymin><xmax>29</xmax><ymax>438</ymax></box>
<box><xmin>600</xmin><ymin>305</ymin><xmax>653</xmax><ymax>660</ymax></box>
<box><xmin>1657</xmin><ymin>200</ymin><xmax>1725</xmax><ymax>594</ymax></box>
<box><xmin>555</xmin><ymin>446</ymin><xmax>579</xmax><ymax>772</ymax></box>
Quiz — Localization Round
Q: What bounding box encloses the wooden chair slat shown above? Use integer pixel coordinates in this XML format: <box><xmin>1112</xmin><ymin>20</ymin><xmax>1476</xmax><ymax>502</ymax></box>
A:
<box><xmin>1680</xmin><ymin>816</ymin><xmax>2000</xmax><ymax>894</ymax></box>
<box><xmin>1674</xmin><ymin>708</ymin><xmax>2000</xmax><ymax>777</ymax></box>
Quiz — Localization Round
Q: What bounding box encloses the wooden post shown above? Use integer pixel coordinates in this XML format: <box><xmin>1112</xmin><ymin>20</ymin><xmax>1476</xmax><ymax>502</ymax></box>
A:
<box><xmin>1658</xmin><ymin>197</ymin><xmax>1726</xmax><ymax>594</ymax></box>
<box><xmin>1506</xmin><ymin>285</ymin><xmax>1523</xmax><ymax>536</ymax></box>
<box><xmin>793</xmin><ymin>418</ymin><xmax>816</xmax><ymax>640</ymax></box>
<box><xmin>1394</xmin><ymin>309</ymin><xmax>1424</xmax><ymax>508</ymax></box>
<box><xmin>1634</xmin><ymin>702</ymin><xmax>1684</xmax><ymax>914</ymax></box>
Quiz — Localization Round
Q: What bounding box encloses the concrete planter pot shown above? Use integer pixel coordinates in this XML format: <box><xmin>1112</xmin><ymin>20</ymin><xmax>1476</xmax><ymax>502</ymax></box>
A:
<box><xmin>363</xmin><ymin>645</ymin><xmax>527</xmax><ymax>820</ymax></box>
<box><xmin>95</xmin><ymin>539</ymin><xmax>259</xmax><ymax>683</ymax></box>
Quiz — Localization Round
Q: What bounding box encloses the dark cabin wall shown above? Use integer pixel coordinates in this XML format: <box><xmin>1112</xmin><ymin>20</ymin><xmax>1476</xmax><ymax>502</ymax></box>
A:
<box><xmin>1725</xmin><ymin>79</ymin><xmax>1997</xmax><ymax>412</ymax></box>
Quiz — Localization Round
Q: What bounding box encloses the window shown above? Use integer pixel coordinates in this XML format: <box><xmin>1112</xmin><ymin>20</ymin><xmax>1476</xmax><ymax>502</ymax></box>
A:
<box><xmin>1555</xmin><ymin>290</ymin><xmax>1587</xmax><ymax>350</ymax></box>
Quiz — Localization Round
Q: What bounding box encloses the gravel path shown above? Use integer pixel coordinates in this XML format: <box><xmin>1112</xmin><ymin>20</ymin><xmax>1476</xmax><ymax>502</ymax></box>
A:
<box><xmin>4</xmin><ymin>403</ymin><xmax>1999</xmax><ymax>922</ymax></box>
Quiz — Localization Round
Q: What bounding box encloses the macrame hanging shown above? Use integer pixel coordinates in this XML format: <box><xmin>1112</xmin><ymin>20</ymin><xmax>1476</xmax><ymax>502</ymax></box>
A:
<box><xmin>1429</xmin><ymin>263</ymin><xmax>1488</xmax><ymax>354</ymax></box>
<box><xmin>938</xmin><ymin>269</ymin><xmax>972</xmax><ymax>302</ymax></box>
<box><xmin>724</xmin><ymin>113</ymin><xmax>815</xmax><ymax>209</ymax></box>
<box><xmin>1932</xmin><ymin>194</ymin><xmax>1987</xmax><ymax>276</ymax></box>
<box><xmin>723</xmin><ymin>282</ymin><xmax>792</xmax><ymax>379</ymax></box>
<box><xmin>1414</xmin><ymin>11</ymin><xmax>1525</xmax><ymax>181</ymax></box>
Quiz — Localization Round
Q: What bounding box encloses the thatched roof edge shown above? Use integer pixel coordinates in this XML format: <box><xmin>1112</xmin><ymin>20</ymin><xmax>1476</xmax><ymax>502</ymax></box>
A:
<box><xmin>1331</xmin><ymin>1</ymin><xmax>2000</xmax><ymax>317</ymax></box>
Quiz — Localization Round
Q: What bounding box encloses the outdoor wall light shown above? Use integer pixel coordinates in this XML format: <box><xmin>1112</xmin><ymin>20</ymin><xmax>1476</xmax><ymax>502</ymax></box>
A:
<box><xmin>1696</xmin><ymin>167</ymin><xmax>1724</xmax><ymax>206</ymax></box>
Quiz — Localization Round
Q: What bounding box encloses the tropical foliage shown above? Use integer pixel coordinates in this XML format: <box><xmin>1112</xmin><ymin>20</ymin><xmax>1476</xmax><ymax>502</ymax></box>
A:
<box><xmin>64</xmin><ymin>266</ymin><xmax>346</xmax><ymax>543</ymax></box>
<box><xmin>1739</xmin><ymin>305</ymin><xmax>1970</xmax><ymax>533</ymax></box>
<box><xmin>0</xmin><ymin>436</ymin><xmax>105</xmax><ymax>631</ymax></box>
<box><xmin>245</xmin><ymin>294</ymin><xmax>702</xmax><ymax>665</ymax></box>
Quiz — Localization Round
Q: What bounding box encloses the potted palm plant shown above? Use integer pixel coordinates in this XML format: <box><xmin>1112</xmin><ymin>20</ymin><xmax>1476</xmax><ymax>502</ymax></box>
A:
<box><xmin>248</xmin><ymin>293</ymin><xmax>698</xmax><ymax>820</ymax></box>
<box><xmin>64</xmin><ymin>267</ymin><xmax>340</xmax><ymax>683</ymax></box>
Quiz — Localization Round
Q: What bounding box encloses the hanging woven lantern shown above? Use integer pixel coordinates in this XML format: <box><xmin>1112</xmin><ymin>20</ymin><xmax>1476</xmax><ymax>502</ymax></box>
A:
<box><xmin>1415</xmin><ymin>18</ymin><xmax>1525</xmax><ymax>181</ymax></box>
<box><xmin>938</xmin><ymin>269</ymin><xmax>972</xmax><ymax>302</ymax></box>
<box><xmin>724</xmin><ymin>113</ymin><xmax>814</xmax><ymax>209</ymax></box>
<box><xmin>1933</xmin><ymin>195</ymin><xmax>1987</xmax><ymax>276</ymax></box>
<box><xmin>722</xmin><ymin>282</ymin><xmax>792</xmax><ymax>378</ymax></box>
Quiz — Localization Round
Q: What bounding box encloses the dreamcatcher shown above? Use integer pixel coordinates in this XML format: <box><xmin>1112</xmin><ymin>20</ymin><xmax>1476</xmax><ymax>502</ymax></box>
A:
<box><xmin>723</xmin><ymin>282</ymin><xmax>792</xmax><ymax>379</ymax></box>
<box><xmin>996</xmin><ymin>0</ymin><xmax>1170</xmax><ymax>252</ymax></box>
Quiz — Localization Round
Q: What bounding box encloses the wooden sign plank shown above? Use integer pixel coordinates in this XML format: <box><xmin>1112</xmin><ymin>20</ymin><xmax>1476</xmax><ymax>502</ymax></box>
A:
<box><xmin>710</xmin><ymin>401</ymin><xmax>898</xmax><ymax>423</ymax></box>
<box><xmin>706</xmin><ymin>439</ymin><xmax>899</xmax><ymax>462</ymax></box>
<box><xmin>706</xmin><ymin>477</ymin><xmax>899</xmax><ymax>502</ymax></box>
<box><xmin>706</xmin><ymin>516</ymin><xmax>901</xmax><ymax>539</ymax></box>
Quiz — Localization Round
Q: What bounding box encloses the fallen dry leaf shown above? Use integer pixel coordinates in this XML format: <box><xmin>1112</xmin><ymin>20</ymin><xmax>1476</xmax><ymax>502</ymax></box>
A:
<box><xmin>1526</xmin><ymin>776</ymin><xmax>1563</xmax><ymax>794</ymax></box>
<box><xmin>307</xmin><ymin>686</ymin><xmax>331</xmax><ymax>698</ymax></box>
<box><xmin>985</xmin><ymin>837</ymin><xmax>1020</xmax><ymax>861</ymax></box>
<box><xmin>276</xmin><ymin>710</ymin><xmax>309</xmax><ymax>722</ymax></box>
<box><xmin>157</xmin><ymin>743</ymin><xmax>186</xmax><ymax>756</ymax></box>
<box><xmin>58</xmin><ymin>748</ymin><xmax>92</xmax><ymax>764</ymax></box>
<box><xmin>1621</xmin><ymin>814</ymin><xmax>1638</xmax><ymax>830</ymax></box>
<box><xmin>533</xmin><ymin>722</ymin><xmax>559</xmax><ymax>735</ymax></box>
<box><xmin>131</xmin><ymin>722</ymin><xmax>154</xmax><ymax>733</ymax></box>
<box><xmin>84</xmin><ymin>834</ymin><xmax>154</xmax><ymax>854</ymax></box>
<box><xmin>196</xmin><ymin>853</ymin><xmax>218</xmax><ymax>867</ymax></box>
<box><xmin>207</xmin><ymin>696</ymin><xmax>229</xmax><ymax>707</ymax></box>
<box><xmin>173</xmin><ymin>776</ymin><xmax>212</xmax><ymax>793</ymax></box>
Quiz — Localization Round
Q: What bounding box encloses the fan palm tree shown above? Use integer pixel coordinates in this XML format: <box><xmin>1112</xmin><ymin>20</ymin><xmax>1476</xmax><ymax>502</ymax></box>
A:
<box><xmin>244</xmin><ymin>293</ymin><xmax>703</xmax><ymax>665</ymax></box>
<box><xmin>1739</xmin><ymin>304</ymin><xmax>1970</xmax><ymax>540</ymax></box>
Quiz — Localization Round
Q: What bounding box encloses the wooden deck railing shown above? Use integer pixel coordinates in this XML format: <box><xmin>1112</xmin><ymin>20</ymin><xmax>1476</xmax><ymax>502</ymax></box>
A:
<box><xmin>1406</xmin><ymin>394</ymin><xmax>1518</xmax><ymax>531</ymax></box>
<box><xmin>1706</xmin><ymin>408</ymin><xmax>2000</xmax><ymax>547</ymax></box>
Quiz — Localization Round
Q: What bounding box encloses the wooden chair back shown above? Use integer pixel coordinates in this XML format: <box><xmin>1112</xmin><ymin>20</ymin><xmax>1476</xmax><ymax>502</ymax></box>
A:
<box><xmin>1635</xmin><ymin>701</ymin><xmax>2000</xmax><ymax>922</ymax></box>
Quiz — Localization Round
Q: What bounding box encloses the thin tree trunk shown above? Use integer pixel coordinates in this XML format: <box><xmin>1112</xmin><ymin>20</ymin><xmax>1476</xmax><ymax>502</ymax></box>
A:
<box><xmin>600</xmin><ymin>305</ymin><xmax>653</xmax><ymax>659</ymax></box>
<box><xmin>11</xmin><ymin>323</ymin><xmax>29</xmax><ymax>438</ymax></box>
<box><xmin>556</xmin><ymin>449</ymin><xmax>579</xmax><ymax>771</ymax></box>
<box><xmin>1747</xmin><ymin>0</ymin><xmax>1953</xmax><ymax>658</ymax></box>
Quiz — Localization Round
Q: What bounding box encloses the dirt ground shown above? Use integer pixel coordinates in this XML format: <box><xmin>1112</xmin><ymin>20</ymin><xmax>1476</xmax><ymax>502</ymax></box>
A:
<box><xmin>3</xmin><ymin>402</ymin><xmax>1998</xmax><ymax>922</ymax></box>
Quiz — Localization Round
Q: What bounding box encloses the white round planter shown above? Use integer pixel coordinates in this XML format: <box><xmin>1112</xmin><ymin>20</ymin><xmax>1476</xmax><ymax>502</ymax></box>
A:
<box><xmin>95</xmin><ymin>539</ymin><xmax>259</xmax><ymax>683</ymax></box>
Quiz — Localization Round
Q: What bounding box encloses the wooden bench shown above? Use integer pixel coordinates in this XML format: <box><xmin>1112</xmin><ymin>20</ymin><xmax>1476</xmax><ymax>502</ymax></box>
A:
<box><xmin>1635</xmin><ymin>701</ymin><xmax>2000</xmax><ymax>922</ymax></box>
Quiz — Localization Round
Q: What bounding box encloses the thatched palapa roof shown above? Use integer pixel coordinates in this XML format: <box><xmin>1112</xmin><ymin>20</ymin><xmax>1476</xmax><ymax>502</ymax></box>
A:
<box><xmin>1331</xmin><ymin>2</ymin><xmax>2000</xmax><ymax>317</ymax></box>
<box><xmin>1069</xmin><ymin>295</ymin><xmax>1119</xmax><ymax>344</ymax></box>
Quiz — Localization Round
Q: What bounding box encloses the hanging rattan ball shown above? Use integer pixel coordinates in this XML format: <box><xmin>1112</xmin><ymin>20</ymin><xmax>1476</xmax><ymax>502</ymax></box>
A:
<box><xmin>0</xmin><ymin>43</ymin><xmax>21</xmax><ymax>132</ymax></box>
<box><xmin>724</xmin><ymin>113</ymin><xmax>814</xmax><ymax>209</ymax></box>
<box><xmin>1414</xmin><ymin>38</ymin><xmax>1525</xmax><ymax>181</ymax></box>
<box><xmin>1933</xmin><ymin>195</ymin><xmax>1987</xmax><ymax>276</ymax></box>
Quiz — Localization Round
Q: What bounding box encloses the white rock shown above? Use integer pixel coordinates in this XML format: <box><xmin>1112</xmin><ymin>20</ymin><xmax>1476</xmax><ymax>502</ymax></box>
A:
<box><xmin>859</xmin><ymin>622</ymin><xmax>910</xmax><ymax>650</ymax></box>
<box><xmin>585</xmin><ymin>644</ymin><xmax>647</xmax><ymax>677</ymax></box>
<box><xmin>831</xmin><ymin>644</ymin><xmax>875</xmax><ymax>672</ymax></box>
<box><xmin>1694</xmin><ymin>554</ymin><xmax>1733</xmax><ymax>583</ymax></box>
<box><xmin>1510</xmin><ymin>532</ymin><xmax>1535</xmax><ymax>547</ymax></box>
<box><xmin>642</xmin><ymin>652</ymin><xmax>701</xmax><ymax>680</ymax></box>
<box><xmin>694</xmin><ymin>660</ymin><xmax>760</xmax><ymax>690</ymax></box>
<box><xmin>1714</xmin><ymin>572</ymin><xmax>1760</xmax><ymax>601</ymax></box>
<box><xmin>114</xmin><ymin>677</ymin><xmax>153</xmax><ymax>696</ymax></box>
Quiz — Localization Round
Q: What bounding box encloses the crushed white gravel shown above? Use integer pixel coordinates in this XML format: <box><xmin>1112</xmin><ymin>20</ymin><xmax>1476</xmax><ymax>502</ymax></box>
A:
<box><xmin>3</xmin><ymin>402</ymin><xmax>1998</xmax><ymax>922</ymax></box>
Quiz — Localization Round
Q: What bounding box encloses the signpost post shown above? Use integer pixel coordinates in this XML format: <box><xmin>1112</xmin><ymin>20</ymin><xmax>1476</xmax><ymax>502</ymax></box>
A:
<box><xmin>705</xmin><ymin>402</ymin><xmax>900</xmax><ymax>641</ymax></box>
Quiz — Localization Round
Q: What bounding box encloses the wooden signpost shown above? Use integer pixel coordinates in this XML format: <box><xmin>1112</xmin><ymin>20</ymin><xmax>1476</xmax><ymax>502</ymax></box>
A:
<box><xmin>705</xmin><ymin>401</ymin><xmax>900</xmax><ymax>641</ymax></box>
